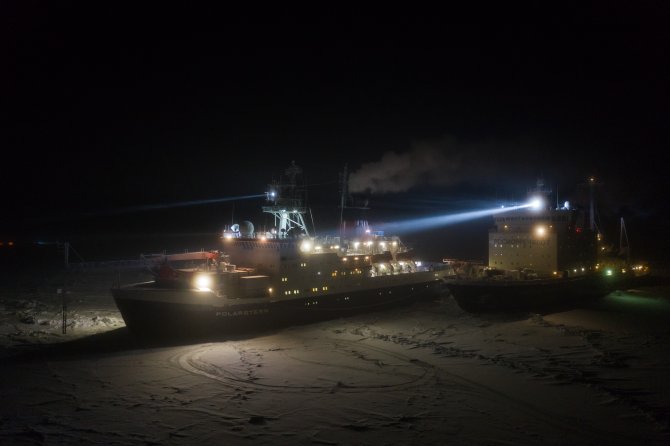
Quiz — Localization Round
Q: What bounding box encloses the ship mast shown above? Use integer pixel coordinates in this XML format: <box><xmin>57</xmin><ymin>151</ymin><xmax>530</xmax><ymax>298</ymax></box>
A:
<box><xmin>262</xmin><ymin>161</ymin><xmax>310</xmax><ymax>239</ymax></box>
<box><xmin>339</xmin><ymin>164</ymin><xmax>348</xmax><ymax>239</ymax></box>
<box><xmin>586</xmin><ymin>176</ymin><xmax>604</xmax><ymax>233</ymax></box>
<box><xmin>589</xmin><ymin>177</ymin><xmax>596</xmax><ymax>231</ymax></box>
<box><xmin>619</xmin><ymin>217</ymin><xmax>630</xmax><ymax>265</ymax></box>
<box><xmin>528</xmin><ymin>178</ymin><xmax>551</xmax><ymax>205</ymax></box>
<box><xmin>338</xmin><ymin>164</ymin><xmax>370</xmax><ymax>240</ymax></box>
<box><xmin>578</xmin><ymin>176</ymin><xmax>602</xmax><ymax>234</ymax></box>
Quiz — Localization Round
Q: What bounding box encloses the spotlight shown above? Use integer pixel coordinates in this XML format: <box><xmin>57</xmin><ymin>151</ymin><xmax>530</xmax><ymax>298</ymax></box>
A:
<box><xmin>528</xmin><ymin>197</ymin><xmax>543</xmax><ymax>210</ymax></box>
<box><xmin>300</xmin><ymin>240</ymin><xmax>313</xmax><ymax>253</ymax></box>
<box><xmin>194</xmin><ymin>274</ymin><xmax>213</xmax><ymax>291</ymax></box>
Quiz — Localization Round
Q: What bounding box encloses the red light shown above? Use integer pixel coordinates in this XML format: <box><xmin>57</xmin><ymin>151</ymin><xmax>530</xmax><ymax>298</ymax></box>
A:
<box><xmin>575</xmin><ymin>227</ymin><xmax>582</xmax><ymax>233</ymax></box>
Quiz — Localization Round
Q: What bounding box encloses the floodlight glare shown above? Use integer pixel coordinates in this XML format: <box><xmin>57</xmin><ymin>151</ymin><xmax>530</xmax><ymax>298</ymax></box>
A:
<box><xmin>195</xmin><ymin>274</ymin><xmax>213</xmax><ymax>291</ymax></box>
<box><xmin>300</xmin><ymin>240</ymin><xmax>313</xmax><ymax>253</ymax></box>
<box><xmin>529</xmin><ymin>197</ymin><xmax>543</xmax><ymax>210</ymax></box>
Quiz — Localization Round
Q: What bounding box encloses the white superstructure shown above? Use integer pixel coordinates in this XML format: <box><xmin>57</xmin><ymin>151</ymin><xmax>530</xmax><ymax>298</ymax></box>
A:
<box><xmin>488</xmin><ymin>180</ymin><xmax>597</xmax><ymax>277</ymax></box>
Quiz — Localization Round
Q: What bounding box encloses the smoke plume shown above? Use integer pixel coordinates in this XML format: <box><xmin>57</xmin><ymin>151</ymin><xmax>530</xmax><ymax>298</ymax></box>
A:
<box><xmin>348</xmin><ymin>135</ymin><xmax>591</xmax><ymax>198</ymax></box>
<box><xmin>348</xmin><ymin>138</ymin><xmax>467</xmax><ymax>194</ymax></box>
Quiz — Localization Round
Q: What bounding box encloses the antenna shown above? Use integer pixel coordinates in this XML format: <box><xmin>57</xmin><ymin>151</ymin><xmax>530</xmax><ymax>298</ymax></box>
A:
<box><xmin>580</xmin><ymin>176</ymin><xmax>602</xmax><ymax>232</ymax></box>
<box><xmin>339</xmin><ymin>164</ymin><xmax>348</xmax><ymax>239</ymax></box>
<box><xmin>338</xmin><ymin>164</ymin><xmax>370</xmax><ymax>238</ymax></box>
<box><xmin>619</xmin><ymin>217</ymin><xmax>630</xmax><ymax>265</ymax></box>
<box><xmin>589</xmin><ymin>177</ymin><xmax>595</xmax><ymax>231</ymax></box>
<box><xmin>587</xmin><ymin>176</ymin><xmax>603</xmax><ymax>232</ymax></box>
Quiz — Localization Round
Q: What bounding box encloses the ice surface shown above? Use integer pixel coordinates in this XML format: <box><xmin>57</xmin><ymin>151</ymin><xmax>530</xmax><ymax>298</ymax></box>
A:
<box><xmin>1</xmin><ymin>268</ymin><xmax>669</xmax><ymax>445</ymax></box>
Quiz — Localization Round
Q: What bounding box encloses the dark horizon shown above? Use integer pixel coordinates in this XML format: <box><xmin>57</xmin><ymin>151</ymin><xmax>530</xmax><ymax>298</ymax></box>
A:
<box><xmin>2</xmin><ymin>6</ymin><xmax>669</xmax><ymax>264</ymax></box>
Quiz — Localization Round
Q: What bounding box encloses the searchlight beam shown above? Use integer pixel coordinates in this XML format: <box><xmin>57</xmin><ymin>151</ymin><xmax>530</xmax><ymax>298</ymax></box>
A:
<box><xmin>377</xmin><ymin>202</ymin><xmax>534</xmax><ymax>234</ymax></box>
<box><xmin>88</xmin><ymin>194</ymin><xmax>266</xmax><ymax>216</ymax></box>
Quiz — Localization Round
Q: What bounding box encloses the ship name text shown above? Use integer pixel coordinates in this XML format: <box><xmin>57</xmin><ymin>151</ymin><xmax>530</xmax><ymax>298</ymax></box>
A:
<box><xmin>216</xmin><ymin>308</ymin><xmax>270</xmax><ymax>317</ymax></box>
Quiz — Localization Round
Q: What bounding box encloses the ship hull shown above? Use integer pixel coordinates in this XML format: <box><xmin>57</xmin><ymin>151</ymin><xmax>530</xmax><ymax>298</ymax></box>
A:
<box><xmin>446</xmin><ymin>274</ymin><xmax>636</xmax><ymax>313</ymax></box>
<box><xmin>112</xmin><ymin>279</ymin><xmax>446</xmax><ymax>338</ymax></box>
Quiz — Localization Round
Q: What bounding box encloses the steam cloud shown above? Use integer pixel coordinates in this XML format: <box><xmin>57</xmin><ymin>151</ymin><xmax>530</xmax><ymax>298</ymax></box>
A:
<box><xmin>347</xmin><ymin>136</ymin><xmax>554</xmax><ymax>195</ymax></box>
<box><xmin>348</xmin><ymin>138</ymin><xmax>467</xmax><ymax>194</ymax></box>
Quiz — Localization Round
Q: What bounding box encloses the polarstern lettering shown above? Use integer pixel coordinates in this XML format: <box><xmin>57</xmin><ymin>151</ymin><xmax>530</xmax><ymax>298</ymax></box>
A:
<box><xmin>216</xmin><ymin>308</ymin><xmax>270</xmax><ymax>317</ymax></box>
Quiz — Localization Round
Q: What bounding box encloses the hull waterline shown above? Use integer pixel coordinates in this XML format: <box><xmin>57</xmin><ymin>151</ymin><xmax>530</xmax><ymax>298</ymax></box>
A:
<box><xmin>446</xmin><ymin>273</ymin><xmax>645</xmax><ymax>313</ymax></box>
<box><xmin>113</xmin><ymin>279</ymin><xmax>447</xmax><ymax>337</ymax></box>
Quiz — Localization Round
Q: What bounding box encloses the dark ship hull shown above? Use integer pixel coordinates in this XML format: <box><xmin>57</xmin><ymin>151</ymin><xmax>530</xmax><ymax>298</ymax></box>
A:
<box><xmin>109</xmin><ymin>162</ymin><xmax>455</xmax><ymax>338</ymax></box>
<box><xmin>113</xmin><ymin>278</ymin><xmax>446</xmax><ymax>338</ymax></box>
<box><xmin>446</xmin><ymin>177</ymin><xmax>653</xmax><ymax>313</ymax></box>
<box><xmin>447</xmin><ymin>273</ymin><xmax>641</xmax><ymax>313</ymax></box>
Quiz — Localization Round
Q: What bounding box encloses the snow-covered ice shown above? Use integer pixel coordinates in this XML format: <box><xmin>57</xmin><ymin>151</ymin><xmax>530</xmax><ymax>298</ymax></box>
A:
<box><xmin>1</xmin><ymin>268</ymin><xmax>669</xmax><ymax>445</ymax></box>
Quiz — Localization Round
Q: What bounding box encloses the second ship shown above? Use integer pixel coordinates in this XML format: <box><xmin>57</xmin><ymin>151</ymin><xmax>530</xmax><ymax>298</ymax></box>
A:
<box><xmin>112</xmin><ymin>163</ymin><xmax>454</xmax><ymax>337</ymax></box>
<box><xmin>446</xmin><ymin>178</ymin><xmax>648</xmax><ymax>312</ymax></box>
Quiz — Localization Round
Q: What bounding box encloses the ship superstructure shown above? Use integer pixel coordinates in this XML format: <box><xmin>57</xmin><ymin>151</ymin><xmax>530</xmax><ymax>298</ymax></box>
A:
<box><xmin>111</xmin><ymin>162</ymin><xmax>452</xmax><ymax>336</ymax></box>
<box><xmin>488</xmin><ymin>179</ymin><xmax>597</xmax><ymax>278</ymax></box>
<box><xmin>446</xmin><ymin>178</ymin><xmax>645</xmax><ymax>312</ymax></box>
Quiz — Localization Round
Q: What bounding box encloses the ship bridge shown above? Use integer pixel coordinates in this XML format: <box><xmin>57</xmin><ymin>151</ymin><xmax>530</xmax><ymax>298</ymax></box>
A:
<box><xmin>489</xmin><ymin>180</ymin><xmax>597</xmax><ymax>277</ymax></box>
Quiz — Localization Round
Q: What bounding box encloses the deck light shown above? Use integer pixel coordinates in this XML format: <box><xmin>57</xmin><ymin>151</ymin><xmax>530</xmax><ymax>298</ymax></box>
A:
<box><xmin>300</xmin><ymin>240</ymin><xmax>313</xmax><ymax>252</ymax></box>
<box><xmin>195</xmin><ymin>274</ymin><xmax>213</xmax><ymax>291</ymax></box>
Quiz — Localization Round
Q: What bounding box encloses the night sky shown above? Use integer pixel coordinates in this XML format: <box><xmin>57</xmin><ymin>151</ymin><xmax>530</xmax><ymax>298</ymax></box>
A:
<box><xmin>3</xmin><ymin>5</ymin><xmax>669</xmax><ymax>262</ymax></box>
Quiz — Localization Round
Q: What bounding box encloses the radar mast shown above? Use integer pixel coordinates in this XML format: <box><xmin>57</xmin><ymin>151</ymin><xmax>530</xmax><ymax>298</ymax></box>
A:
<box><xmin>262</xmin><ymin>161</ymin><xmax>309</xmax><ymax>239</ymax></box>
